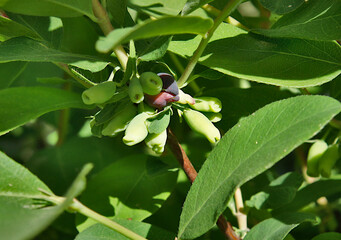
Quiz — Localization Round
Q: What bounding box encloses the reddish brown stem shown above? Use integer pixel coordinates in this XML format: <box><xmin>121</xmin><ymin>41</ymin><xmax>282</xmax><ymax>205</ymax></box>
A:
<box><xmin>167</xmin><ymin>129</ymin><xmax>240</xmax><ymax>240</ymax></box>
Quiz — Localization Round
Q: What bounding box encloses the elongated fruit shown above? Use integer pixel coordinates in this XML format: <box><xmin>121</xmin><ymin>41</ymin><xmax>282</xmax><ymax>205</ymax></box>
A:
<box><xmin>190</xmin><ymin>97</ymin><xmax>222</xmax><ymax>113</ymax></box>
<box><xmin>123</xmin><ymin>112</ymin><xmax>149</xmax><ymax>146</ymax></box>
<box><xmin>307</xmin><ymin>140</ymin><xmax>328</xmax><ymax>177</ymax></box>
<box><xmin>145</xmin><ymin>130</ymin><xmax>167</xmax><ymax>154</ymax></box>
<box><xmin>183</xmin><ymin>109</ymin><xmax>221</xmax><ymax>144</ymax></box>
<box><xmin>101</xmin><ymin>103</ymin><xmax>137</xmax><ymax>136</ymax></box>
<box><xmin>128</xmin><ymin>77</ymin><xmax>144</xmax><ymax>103</ymax></box>
<box><xmin>82</xmin><ymin>81</ymin><xmax>116</xmax><ymax>105</ymax></box>
<box><xmin>318</xmin><ymin>144</ymin><xmax>339</xmax><ymax>178</ymax></box>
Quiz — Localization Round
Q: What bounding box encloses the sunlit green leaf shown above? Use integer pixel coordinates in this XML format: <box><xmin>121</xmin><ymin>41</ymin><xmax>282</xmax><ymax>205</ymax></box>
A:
<box><xmin>169</xmin><ymin>23</ymin><xmax>341</xmax><ymax>87</ymax></box>
<box><xmin>0</xmin><ymin>37</ymin><xmax>110</xmax><ymax>72</ymax></box>
<box><xmin>75</xmin><ymin>218</ymin><xmax>175</xmax><ymax>240</ymax></box>
<box><xmin>178</xmin><ymin>96</ymin><xmax>341</xmax><ymax>239</ymax></box>
<box><xmin>0</xmin><ymin>0</ymin><xmax>95</xmax><ymax>19</ymax></box>
<box><xmin>243</xmin><ymin>212</ymin><xmax>318</xmax><ymax>240</ymax></box>
<box><xmin>259</xmin><ymin>0</ymin><xmax>304</xmax><ymax>14</ymax></box>
<box><xmin>78</xmin><ymin>155</ymin><xmax>178</xmax><ymax>230</ymax></box>
<box><xmin>255</xmin><ymin>0</ymin><xmax>341</xmax><ymax>41</ymax></box>
<box><xmin>0</xmin><ymin>87</ymin><xmax>89</xmax><ymax>135</ymax></box>
<box><xmin>96</xmin><ymin>16</ymin><xmax>213</xmax><ymax>53</ymax></box>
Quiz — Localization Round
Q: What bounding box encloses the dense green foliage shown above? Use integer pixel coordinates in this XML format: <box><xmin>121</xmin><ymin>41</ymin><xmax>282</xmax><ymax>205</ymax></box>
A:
<box><xmin>0</xmin><ymin>0</ymin><xmax>341</xmax><ymax>240</ymax></box>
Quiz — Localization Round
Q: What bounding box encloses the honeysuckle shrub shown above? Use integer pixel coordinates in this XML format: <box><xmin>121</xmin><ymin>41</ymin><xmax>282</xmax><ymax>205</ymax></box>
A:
<box><xmin>0</xmin><ymin>0</ymin><xmax>341</xmax><ymax>240</ymax></box>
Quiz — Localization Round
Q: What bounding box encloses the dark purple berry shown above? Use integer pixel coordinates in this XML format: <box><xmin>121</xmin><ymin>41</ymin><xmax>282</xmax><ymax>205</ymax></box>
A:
<box><xmin>157</xmin><ymin>73</ymin><xmax>179</xmax><ymax>97</ymax></box>
<box><xmin>145</xmin><ymin>92</ymin><xmax>178</xmax><ymax>109</ymax></box>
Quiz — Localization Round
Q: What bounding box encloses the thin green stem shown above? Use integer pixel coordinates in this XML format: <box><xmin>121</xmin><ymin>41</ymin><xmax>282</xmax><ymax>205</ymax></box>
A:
<box><xmin>177</xmin><ymin>0</ymin><xmax>243</xmax><ymax>88</ymax></box>
<box><xmin>92</xmin><ymin>0</ymin><xmax>128</xmax><ymax>70</ymax></box>
<box><xmin>47</xmin><ymin>195</ymin><xmax>147</xmax><ymax>240</ymax></box>
<box><xmin>70</xmin><ymin>199</ymin><xmax>147</xmax><ymax>240</ymax></box>
<box><xmin>169</xmin><ymin>52</ymin><xmax>200</xmax><ymax>94</ymax></box>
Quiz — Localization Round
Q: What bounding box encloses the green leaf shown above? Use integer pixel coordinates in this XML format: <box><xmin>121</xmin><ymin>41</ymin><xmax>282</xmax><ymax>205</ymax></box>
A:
<box><xmin>147</xmin><ymin>110</ymin><xmax>171</xmax><ymax>134</ymax></box>
<box><xmin>139</xmin><ymin>36</ymin><xmax>172</xmax><ymax>61</ymax></box>
<box><xmin>246</xmin><ymin>172</ymin><xmax>303</xmax><ymax>210</ymax></box>
<box><xmin>0</xmin><ymin>87</ymin><xmax>89</xmax><ymax>135</ymax></box>
<box><xmin>75</xmin><ymin>218</ymin><xmax>175</xmax><ymax>240</ymax></box>
<box><xmin>61</xmin><ymin>16</ymin><xmax>99</xmax><ymax>55</ymax></box>
<box><xmin>312</xmin><ymin>232</ymin><xmax>341</xmax><ymax>240</ymax></box>
<box><xmin>0</xmin><ymin>37</ymin><xmax>110</xmax><ymax>72</ymax></box>
<box><xmin>0</xmin><ymin>150</ymin><xmax>94</xmax><ymax>240</ymax></box>
<box><xmin>0</xmin><ymin>151</ymin><xmax>71</xmax><ymax>240</ymax></box>
<box><xmin>96</xmin><ymin>16</ymin><xmax>213</xmax><ymax>53</ymax></box>
<box><xmin>6</xmin><ymin>14</ymin><xmax>63</xmax><ymax>48</ymax></box>
<box><xmin>275</xmin><ymin>178</ymin><xmax>341</xmax><ymax>213</ymax></box>
<box><xmin>107</xmin><ymin>0</ymin><xmax>133</xmax><ymax>28</ymax></box>
<box><xmin>0</xmin><ymin>15</ymin><xmax>41</xmax><ymax>41</ymax></box>
<box><xmin>205</xmin><ymin>87</ymin><xmax>294</xmax><ymax>131</ymax></box>
<box><xmin>178</xmin><ymin>95</ymin><xmax>341</xmax><ymax>239</ymax></box>
<box><xmin>0</xmin><ymin>62</ymin><xmax>27</xmax><ymax>89</ymax></box>
<box><xmin>254</xmin><ymin>0</ymin><xmax>341</xmax><ymax>41</ymax></box>
<box><xmin>243</xmin><ymin>212</ymin><xmax>318</xmax><ymax>240</ymax></box>
<box><xmin>78</xmin><ymin>155</ymin><xmax>178</xmax><ymax>230</ymax></box>
<box><xmin>181</xmin><ymin>0</ymin><xmax>213</xmax><ymax>15</ymax></box>
<box><xmin>169</xmin><ymin>23</ymin><xmax>341</xmax><ymax>87</ymax></box>
<box><xmin>0</xmin><ymin>0</ymin><xmax>95</xmax><ymax>20</ymax></box>
<box><xmin>259</xmin><ymin>0</ymin><xmax>304</xmax><ymax>14</ymax></box>
<box><xmin>128</xmin><ymin>0</ymin><xmax>187</xmax><ymax>17</ymax></box>
<box><xmin>27</xmin><ymin>136</ymin><xmax>139</xmax><ymax>195</ymax></box>
<box><xmin>0</xmin><ymin>151</ymin><xmax>60</xmax><ymax>240</ymax></box>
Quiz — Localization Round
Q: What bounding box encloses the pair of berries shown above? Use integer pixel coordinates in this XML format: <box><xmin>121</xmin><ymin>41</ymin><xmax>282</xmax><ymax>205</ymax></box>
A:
<box><xmin>128</xmin><ymin>72</ymin><xmax>179</xmax><ymax>109</ymax></box>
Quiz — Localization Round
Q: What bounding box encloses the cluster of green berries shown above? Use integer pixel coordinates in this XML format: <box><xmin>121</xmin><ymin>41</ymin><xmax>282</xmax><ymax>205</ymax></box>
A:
<box><xmin>307</xmin><ymin>140</ymin><xmax>340</xmax><ymax>178</ymax></box>
<box><xmin>81</xmin><ymin>72</ymin><xmax>222</xmax><ymax>154</ymax></box>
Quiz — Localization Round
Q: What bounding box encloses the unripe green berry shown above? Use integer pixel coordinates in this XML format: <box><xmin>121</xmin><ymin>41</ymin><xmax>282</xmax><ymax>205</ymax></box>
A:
<box><xmin>178</xmin><ymin>90</ymin><xmax>195</xmax><ymax>105</ymax></box>
<box><xmin>102</xmin><ymin>103</ymin><xmax>137</xmax><ymax>136</ymax></box>
<box><xmin>123</xmin><ymin>112</ymin><xmax>149</xmax><ymax>146</ymax></box>
<box><xmin>82</xmin><ymin>81</ymin><xmax>116</xmax><ymax>105</ymax></box>
<box><xmin>183</xmin><ymin>109</ymin><xmax>221</xmax><ymax>144</ymax></box>
<box><xmin>318</xmin><ymin>144</ymin><xmax>339</xmax><ymax>178</ymax></box>
<box><xmin>145</xmin><ymin>130</ymin><xmax>167</xmax><ymax>154</ymax></box>
<box><xmin>140</xmin><ymin>72</ymin><xmax>163</xmax><ymax>95</ymax></box>
<box><xmin>190</xmin><ymin>97</ymin><xmax>222</xmax><ymax>113</ymax></box>
<box><xmin>128</xmin><ymin>77</ymin><xmax>144</xmax><ymax>103</ymax></box>
<box><xmin>204</xmin><ymin>112</ymin><xmax>222</xmax><ymax>123</ymax></box>
<box><xmin>307</xmin><ymin>140</ymin><xmax>328</xmax><ymax>177</ymax></box>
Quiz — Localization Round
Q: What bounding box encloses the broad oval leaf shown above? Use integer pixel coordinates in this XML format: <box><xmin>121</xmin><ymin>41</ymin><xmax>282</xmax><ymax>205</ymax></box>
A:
<box><xmin>169</xmin><ymin>23</ymin><xmax>341</xmax><ymax>87</ymax></box>
<box><xmin>27</xmin><ymin>136</ymin><xmax>139</xmax><ymax>195</ymax></box>
<box><xmin>243</xmin><ymin>212</ymin><xmax>318</xmax><ymax>240</ymax></box>
<box><xmin>274</xmin><ymin>178</ymin><xmax>341</xmax><ymax>213</ymax></box>
<box><xmin>178</xmin><ymin>95</ymin><xmax>341</xmax><ymax>239</ymax></box>
<box><xmin>128</xmin><ymin>0</ymin><xmax>187</xmax><ymax>17</ymax></box>
<box><xmin>259</xmin><ymin>0</ymin><xmax>304</xmax><ymax>14</ymax></box>
<box><xmin>96</xmin><ymin>16</ymin><xmax>213</xmax><ymax>53</ymax></box>
<box><xmin>0</xmin><ymin>62</ymin><xmax>27</xmax><ymax>89</ymax></box>
<box><xmin>0</xmin><ymin>87</ymin><xmax>89</xmax><ymax>135</ymax></box>
<box><xmin>312</xmin><ymin>232</ymin><xmax>341</xmax><ymax>240</ymax></box>
<box><xmin>0</xmin><ymin>151</ymin><xmax>60</xmax><ymax>240</ymax></box>
<box><xmin>245</xmin><ymin>172</ymin><xmax>303</xmax><ymax>210</ymax></box>
<box><xmin>0</xmin><ymin>16</ymin><xmax>41</xmax><ymax>41</ymax></box>
<box><xmin>75</xmin><ymin>218</ymin><xmax>175</xmax><ymax>240</ymax></box>
<box><xmin>0</xmin><ymin>37</ymin><xmax>110</xmax><ymax>72</ymax></box>
<box><xmin>0</xmin><ymin>151</ymin><xmax>93</xmax><ymax>240</ymax></box>
<box><xmin>78</xmin><ymin>155</ymin><xmax>178</xmax><ymax>231</ymax></box>
<box><xmin>0</xmin><ymin>0</ymin><xmax>95</xmax><ymax>20</ymax></box>
<box><xmin>205</xmin><ymin>87</ymin><xmax>294</xmax><ymax>130</ymax></box>
<box><xmin>181</xmin><ymin>0</ymin><xmax>213</xmax><ymax>15</ymax></box>
<box><xmin>254</xmin><ymin>0</ymin><xmax>341</xmax><ymax>41</ymax></box>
